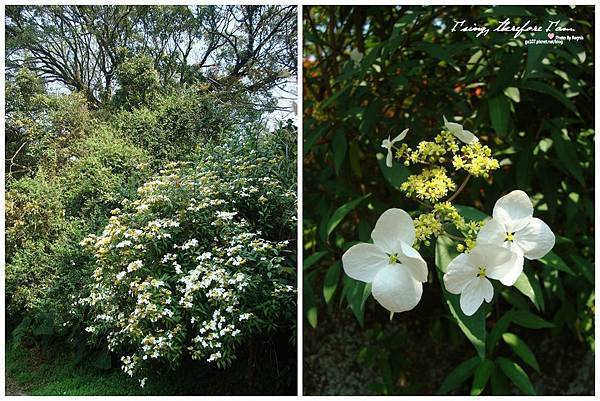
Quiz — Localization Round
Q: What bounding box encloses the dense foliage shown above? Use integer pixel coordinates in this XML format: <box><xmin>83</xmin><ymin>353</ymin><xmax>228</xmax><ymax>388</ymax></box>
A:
<box><xmin>5</xmin><ymin>5</ymin><xmax>297</xmax><ymax>395</ymax></box>
<box><xmin>303</xmin><ymin>5</ymin><xmax>593</xmax><ymax>395</ymax></box>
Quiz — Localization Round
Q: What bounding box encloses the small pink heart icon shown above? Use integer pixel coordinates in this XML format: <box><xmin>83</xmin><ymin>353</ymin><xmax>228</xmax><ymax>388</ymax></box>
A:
<box><xmin>548</xmin><ymin>33</ymin><xmax>555</xmax><ymax>39</ymax></box>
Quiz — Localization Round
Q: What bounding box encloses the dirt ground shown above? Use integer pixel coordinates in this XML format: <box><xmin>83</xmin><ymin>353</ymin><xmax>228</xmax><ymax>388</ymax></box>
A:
<box><xmin>303</xmin><ymin>305</ymin><xmax>594</xmax><ymax>395</ymax></box>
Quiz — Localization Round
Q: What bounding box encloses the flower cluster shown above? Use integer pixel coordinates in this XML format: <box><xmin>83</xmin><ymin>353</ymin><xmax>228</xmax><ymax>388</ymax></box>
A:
<box><xmin>343</xmin><ymin>116</ymin><xmax>554</xmax><ymax>318</ymax></box>
<box><xmin>384</xmin><ymin>116</ymin><xmax>499</xmax><ymax>204</ymax></box>
<box><xmin>77</xmin><ymin>138</ymin><xmax>297</xmax><ymax>384</ymax></box>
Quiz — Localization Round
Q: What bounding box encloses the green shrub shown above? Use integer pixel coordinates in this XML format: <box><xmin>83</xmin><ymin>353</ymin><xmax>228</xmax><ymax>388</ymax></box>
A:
<box><xmin>6</xmin><ymin>127</ymin><xmax>150</xmax><ymax>327</ymax></box>
<box><xmin>111</xmin><ymin>88</ymin><xmax>258</xmax><ymax>163</ymax></box>
<box><xmin>78</xmin><ymin>130</ymin><xmax>297</xmax><ymax>384</ymax></box>
<box><xmin>112</xmin><ymin>54</ymin><xmax>161</xmax><ymax>110</ymax></box>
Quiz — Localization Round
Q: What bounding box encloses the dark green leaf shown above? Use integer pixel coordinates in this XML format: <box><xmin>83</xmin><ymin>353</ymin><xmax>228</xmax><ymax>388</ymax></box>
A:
<box><xmin>323</xmin><ymin>261</ymin><xmax>341</xmax><ymax>304</ymax></box>
<box><xmin>303</xmin><ymin>251</ymin><xmax>328</xmax><ymax>271</ymax></box>
<box><xmin>471</xmin><ymin>359</ymin><xmax>495</xmax><ymax>395</ymax></box>
<box><xmin>502</xmin><ymin>332</ymin><xmax>540</xmax><ymax>373</ymax></box>
<box><xmin>538</xmin><ymin>251</ymin><xmax>576</xmax><ymax>276</ymax></box>
<box><xmin>496</xmin><ymin>357</ymin><xmax>536</xmax><ymax>395</ymax></box>
<box><xmin>489</xmin><ymin>95</ymin><xmax>510</xmax><ymax>136</ymax></box>
<box><xmin>326</xmin><ymin>193</ymin><xmax>371</xmax><ymax>238</ymax></box>
<box><xmin>513</xmin><ymin>266</ymin><xmax>544</xmax><ymax>311</ymax></box>
<box><xmin>511</xmin><ymin>310</ymin><xmax>554</xmax><ymax>329</ymax></box>
<box><xmin>488</xmin><ymin>312</ymin><xmax>512</xmax><ymax>355</ymax></box>
<box><xmin>331</xmin><ymin>130</ymin><xmax>347</xmax><ymax>175</ymax></box>
<box><xmin>437</xmin><ymin>356</ymin><xmax>480</xmax><ymax>395</ymax></box>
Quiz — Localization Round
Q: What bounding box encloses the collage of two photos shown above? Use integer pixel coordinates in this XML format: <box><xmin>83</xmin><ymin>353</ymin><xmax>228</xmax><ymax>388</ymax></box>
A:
<box><xmin>4</xmin><ymin>3</ymin><xmax>596</xmax><ymax>397</ymax></box>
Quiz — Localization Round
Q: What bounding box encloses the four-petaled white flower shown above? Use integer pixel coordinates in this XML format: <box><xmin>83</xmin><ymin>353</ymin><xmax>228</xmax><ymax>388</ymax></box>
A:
<box><xmin>342</xmin><ymin>208</ymin><xmax>428</xmax><ymax>313</ymax></box>
<box><xmin>443</xmin><ymin>244</ymin><xmax>513</xmax><ymax>316</ymax></box>
<box><xmin>350</xmin><ymin>48</ymin><xmax>364</xmax><ymax>65</ymax></box>
<box><xmin>381</xmin><ymin>128</ymin><xmax>409</xmax><ymax>168</ymax></box>
<box><xmin>443</xmin><ymin>115</ymin><xmax>479</xmax><ymax>144</ymax></box>
<box><xmin>476</xmin><ymin>189</ymin><xmax>555</xmax><ymax>286</ymax></box>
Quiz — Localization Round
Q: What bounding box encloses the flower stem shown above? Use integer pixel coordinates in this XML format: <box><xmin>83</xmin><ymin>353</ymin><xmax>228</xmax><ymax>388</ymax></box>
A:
<box><xmin>447</xmin><ymin>174</ymin><xmax>471</xmax><ymax>203</ymax></box>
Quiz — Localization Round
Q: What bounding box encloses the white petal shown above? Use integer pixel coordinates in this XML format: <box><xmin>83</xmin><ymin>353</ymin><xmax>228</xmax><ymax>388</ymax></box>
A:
<box><xmin>386</xmin><ymin>149</ymin><xmax>393</xmax><ymax>168</ymax></box>
<box><xmin>454</xmin><ymin>129</ymin><xmax>479</xmax><ymax>144</ymax></box>
<box><xmin>480</xmin><ymin>246</ymin><xmax>517</xmax><ymax>281</ymax></box>
<box><xmin>392</xmin><ymin>128</ymin><xmax>408</xmax><ymax>143</ymax></box>
<box><xmin>460</xmin><ymin>277</ymin><xmax>493</xmax><ymax>316</ymax></box>
<box><xmin>468</xmin><ymin>244</ymin><xmax>514</xmax><ymax>277</ymax></box>
<box><xmin>477</xmin><ymin>218</ymin><xmax>506</xmax><ymax>245</ymax></box>
<box><xmin>371</xmin><ymin>208</ymin><xmax>416</xmax><ymax>252</ymax></box>
<box><xmin>515</xmin><ymin>217</ymin><xmax>555</xmax><ymax>260</ymax></box>
<box><xmin>497</xmin><ymin>244</ymin><xmax>524</xmax><ymax>286</ymax></box>
<box><xmin>371</xmin><ymin>264</ymin><xmax>422</xmax><ymax>313</ymax></box>
<box><xmin>342</xmin><ymin>243</ymin><xmax>388</xmax><ymax>283</ymax></box>
<box><xmin>398</xmin><ymin>241</ymin><xmax>428</xmax><ymax>282</ymax></box>
<box><xmin>443</xmin><ymin>253</ymin><xmax>477</xmax><ymax>294</ymax></box>
<box><xmin>492</xmin><ymin>190</ymin><xmax>533</xmax><ymax>232</ymax></box>
<box><xmin>381</xmin><ymin>138</ymin><xmax>391</xmax><ymax>149</ymax></box>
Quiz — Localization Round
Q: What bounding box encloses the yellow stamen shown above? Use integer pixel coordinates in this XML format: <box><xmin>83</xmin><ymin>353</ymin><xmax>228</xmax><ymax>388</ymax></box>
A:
<box><xmin>477</xmin><ymin>266</ymin><xmax>487</xmax><ymax>278</ymax></box>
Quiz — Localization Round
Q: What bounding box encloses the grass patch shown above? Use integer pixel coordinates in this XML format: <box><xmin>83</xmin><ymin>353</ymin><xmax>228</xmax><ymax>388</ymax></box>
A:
<box><xmin>6</xmin><ymin>334</ymin><xmax>296</xmax><ymax>395</ymax></box>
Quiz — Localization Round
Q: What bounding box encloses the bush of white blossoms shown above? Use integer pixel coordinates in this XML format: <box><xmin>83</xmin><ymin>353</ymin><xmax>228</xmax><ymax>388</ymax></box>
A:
<box><xmin>343</xmin><ymin>116</ymin><xmax>555</xmax><ymax>317</ymax></box>
<box><xmin>78</xmin><ymin>134</ymin><xmax>297</xmax><ymax>385</ymax></box>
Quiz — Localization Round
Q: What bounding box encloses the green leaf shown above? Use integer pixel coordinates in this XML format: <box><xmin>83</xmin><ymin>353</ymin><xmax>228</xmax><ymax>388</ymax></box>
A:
<box><xmin>488</xmin><ymin>312</ymin><xmax>512</xmax><ymax>355</ymax></box>
<box><xmin>349</xmin><ymin>141</ymin><xmax>362</xmax><ymax>177</ymax></box>
<box><xmin>304</xmin><ymin>275</ymin><xmax>318</xmax><ymax>328</ymax></box>
<box><xmin>377</xmin><ymin>156</ymin><xmax>410</xmax><ymax>189</ymax></box>
<box><xmin>513</xmin><ymin>266</ymin><xmax>544</xmax><ymax>311</ymax></box>
<box><xmin>511</xmin><ymin>310</ymin><xmax>554</xmax><ymax>329</ymax></box>
<box><xmin>304</xmin><ymin>124</ymin><xmax>328</xmax><ymax>155</ymax></box>
<box><xmin>435</xmin><ymin>236</ymin><xmax>486</xmax><ymax>359</ymax></box>
<box><xmin>503</xmin><ymin>87</ymin><xmax>520</xmax><ymax>103</ymax></box>
<box><xmin>519</xmin><ymin>80</ymin><xmax>578</xmax><ymax>115</ymax></box>
<box><xmin>496</xmin><ymin>357</ymin><xmax>536</xmax><ymax>395</ymax></box>
<box><xmin>502</xmin><ymin>332</ymin><xmax>540</xmax><ymax>373</ymax></box>
<box><xmin>489</xmin><ymin>95</ymin><xmax>510</xmax><ymax>136</ymax></box>
<box><xmin>490</xmin><ymin>364</ymin><xmax>511</xmax><ymax>395</ymax></box>
<box><xmin>318</xmin><ymin>83</ymin><xmax>350</xmax><ymax>110</ymax></box>
<box><xmin>526</xmin><ymin>44</ymin><xmax>549</xmax><ymax>76</ymax></box>
<box><xmin>331</xmin><ymin>130</ymin><xmax>347</xmax><ymax>175</ymax></box>
<box><xmin>326</xmin><ymin>193</ymin><xmax>371</xmax><ymax>238</ymax></box>
<box><xmin>437</xmin><ymin>356</ymin><xmax>480</xmax><ymax>394</ymax></box>
<box><xmin>342</xmin><ymin>275</ymin><xmax>369</xmax><ymax>326</ymax></box>
<box><xmin>538</xmin><ymin>251</ymin><xmax>576</xmax><ymax>276</ymax></box>
<box><xmin>454</xmin><ymin>204</ymin><xmax>489</xmax><ymax>222</ymax></box>
<box><xmin>570</xmin><ymin>253</ymin><xmax>594</xmax><ymax>284</ymax></box>
<box><xmin>471</xmin><ymin>359</ymin><xmax>495</xmax><ymax>395</ymax></box>
<box><xmin>549</xmin><ymin>128</ymin><xmax>585</xmax><ymax>186</ymax></box>
<box><xmin>303</xmin><ymin>251</ymin><xmax>328</xmax><ymax>271</ymax></box>
<box><xmin>323</xmin><ymin>261</ymin><xmax>341</xmax><ymax>304</ymax></box>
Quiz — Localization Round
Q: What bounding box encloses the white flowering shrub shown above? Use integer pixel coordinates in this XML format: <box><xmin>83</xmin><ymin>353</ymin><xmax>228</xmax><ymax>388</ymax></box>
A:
<box><xmin>78</xmin><ymin>130</ymin><xmax>297</xmax><ymax>383</ymax></box>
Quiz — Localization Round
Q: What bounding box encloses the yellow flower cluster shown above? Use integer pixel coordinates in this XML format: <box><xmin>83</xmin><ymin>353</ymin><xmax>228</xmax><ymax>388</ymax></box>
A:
<box><xmin>400</xmin><ymin>166</ymin><xmax>456</xmax><ymax>203</ymax></box>
<box><xmin>452</xmin><ymin>142</ymin><xmax>499</xmax><ymax>178</ymax></box>
<box><xmin>395</xmin><ymin>131</ymin><xmax>460</xmax><ymax>166</ymax></box>
<box><xmin>413</xmin><ymin>212</ymin><xmax>444</xmax><ymax>248</ymax></box>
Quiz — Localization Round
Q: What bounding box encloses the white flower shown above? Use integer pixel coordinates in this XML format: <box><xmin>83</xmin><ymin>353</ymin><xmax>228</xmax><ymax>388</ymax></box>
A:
<box><xmin>139</xmin><ymin>377</ymin><xmax>147</xmax><ymax>388</ymax></box>
<box><xmin>443</xmin><ymin>244</ymin><xmax>514</xmax><ymax>316</ymax></box>
<box><xmin>127</xmin><ymin>260</ymin><xmax>143</xmax><ymax>272</ymax></box>
<box><xmin>350</xmin><ymin>48</ymin><xmax>364</xmax><ymax>65</ymax></box>
<box><xmin>381</xmin><ymin>129</ymin><xmax>409</xmax><ymax>168</ymax></box>
<box><xmin>116</xmin><ymin>240</ymin><xmax>132</xmax><ymax>248</ymax></box>
<box><xmin>476</xmin><ymin>190</ymin><xmax>555</xmax><ymax>286</ymax></box>
<box><xmin>443</xmin><ymin>115</ymin><xmax>479</xmax><ymax>144</ymax></box>
<box><xmin>116</xmin><ymin>271</ymin><xmax>126</xmax><ymax>281</ymax></box>
<box><xmin>342</xmin><ymin>208</ymin><xmax>428</xmax><ymax>313</ymax></box>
